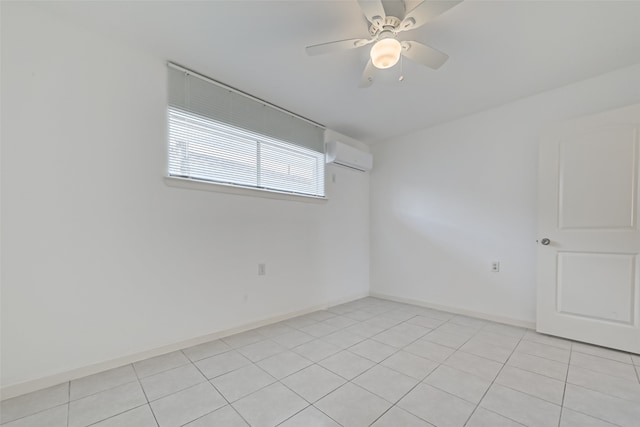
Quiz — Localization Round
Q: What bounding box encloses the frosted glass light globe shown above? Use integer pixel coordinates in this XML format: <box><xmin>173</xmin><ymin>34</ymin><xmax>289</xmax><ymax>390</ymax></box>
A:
<box><xmin>370</xmin><ymin>38</ymin><xmax>402</xmax><ymax>69</ymax></box>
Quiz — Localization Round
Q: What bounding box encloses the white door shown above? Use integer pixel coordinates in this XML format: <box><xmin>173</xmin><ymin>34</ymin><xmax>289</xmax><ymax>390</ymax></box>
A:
<box><xmin>537</xmin><ymin>104</ymin><xmax>640</xmax><ymax>354</ymax></box>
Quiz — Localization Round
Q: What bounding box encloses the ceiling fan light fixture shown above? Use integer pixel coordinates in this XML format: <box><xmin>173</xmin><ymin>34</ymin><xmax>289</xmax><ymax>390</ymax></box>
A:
<box><xmin>370</xmin><ymin>38</ymin><xmax>402</xmax><ymax>69</ymax></box>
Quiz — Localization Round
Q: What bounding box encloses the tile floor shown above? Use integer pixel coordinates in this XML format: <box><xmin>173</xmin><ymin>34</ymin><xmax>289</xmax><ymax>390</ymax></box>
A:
<box><xmin>2</xmin><ymin>297</ymin><xmax>640</xmax><ymax>427</ymax></box>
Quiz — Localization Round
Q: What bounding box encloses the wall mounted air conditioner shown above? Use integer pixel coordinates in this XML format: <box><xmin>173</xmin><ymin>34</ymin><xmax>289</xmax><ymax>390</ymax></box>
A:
<box><xmin>325</xmin><ymin>140</ymin><xmax>373</xmax><ymax>172</ymax></box>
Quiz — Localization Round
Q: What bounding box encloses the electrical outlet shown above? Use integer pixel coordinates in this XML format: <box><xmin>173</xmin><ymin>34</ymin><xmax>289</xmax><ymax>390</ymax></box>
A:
<box><xmin>491</xmin><ymin>261</ymin><xmax>500</xmax><ymax>272</ymax></box>
<box><xmin>258</xmin><ymin>263</ymin><xmax>266</xmax><ymax>276</ymax></box>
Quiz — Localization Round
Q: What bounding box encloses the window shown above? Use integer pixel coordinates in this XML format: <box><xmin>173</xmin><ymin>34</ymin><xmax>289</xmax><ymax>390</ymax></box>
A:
<box><xmin>167</xmin><ymin>64</ymin><xmax>325</xmax><ymax>198</ymax></box>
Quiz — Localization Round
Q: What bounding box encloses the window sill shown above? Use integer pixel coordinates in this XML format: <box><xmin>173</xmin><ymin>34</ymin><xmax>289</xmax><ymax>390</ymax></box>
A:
<box><xmin>164</xmin><ymin>176</ymin><xmax>329</xmax><ymax>204</ymax></box>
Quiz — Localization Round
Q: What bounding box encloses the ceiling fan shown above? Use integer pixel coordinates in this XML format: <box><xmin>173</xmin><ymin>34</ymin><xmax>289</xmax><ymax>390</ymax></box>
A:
<box><xmin>306</xmin><ymin>0</ymin><xmax>463</xmax><ymax>87</ymax></box>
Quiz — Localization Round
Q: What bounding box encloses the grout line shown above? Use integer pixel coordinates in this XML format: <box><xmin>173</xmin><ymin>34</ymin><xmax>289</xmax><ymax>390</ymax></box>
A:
<box><xmin>204</xmin><ymin>379</ymin><xmax>252</xmax><ymax>427</ymax></box>
<box><xmin>514</xmin><ymin>346</ymin><xmax>570</xmax><ymax>364</ymax></box>
<box><xmin>82</xmin><ymin>403</ymin><xmax>151</xmax><ymax>427</ymax></box>
<box><xmin>68</xmin><ymin>378</ymin><xmax>140</xmax><ymax>403</ymax></box>
<box><xmin>571</xmin><ymin>349</ymin><xmax>637</xmax><ymax>367</ymax></box>
<box><xmin>558</xmin><ymin>341</ymin><xmax>572</xmax><ymax>427</ymax></box>
<box><xmin>366</xmin><ymin>314</ymin><xmax>468</xmax><ymax>426</ymax></box>
<box><xmin>227</xmin><ymin>404</ymin><xmax>252</xmax><ymax>427</ymax></box>
<box><xmin>276</xmin><ymin>380</ymin><xmax>344</xmax><ymax>427</ymax></box>
<box><xmin>271</xmin><ymin>405</ymin><xmax>313</xmax><ymax>427</ymax></box>
<box><xmin>474</xmin><ymin>407</ymin><xmax>528</xmax><ymax>426</ymax></box>
<box><xmin>275</xmin><ymin>302</ymin><xmax>407</xmax><ymax>425</ymax></box>
<box><xmin>559</xmin><ymin>406</ymin><xmax>625</xmax><ymax>427</ymax></box>
<box><xmin>513</xmin><ymin>348</ymin><xmax>640</xmax><ymax>390</ymax></box>
<box><xmin>0</xmin><ymin>402</ymin><xmax>71</xmax><ymax>427</ymax></box>
<box><xmin>309</xmin><ymin>312</ymin><xmax>436</xmax><ymax>426</ymax></box>
<box><xmin>566</xmin><ymin>362</ymin><xmax>638</xmax><ymax>383</ymax></box>
<box><xmin>4</xmin><ymin>380</ymin><xmax>143</xmax><ymax>426</ymax></box>
<box><xmin>66</xmin><ymin>381</ymin><xmax>70</xmax><ymax>427</ymax></box>
<box><xmin>502</xmin><ymin>359</ymin><xmax>567</xmax><ymax>382</ymax></box>
<box><xmin>563</xmin><ymin>379</ymin><xmax>640</xmax><ymax>404</ymax></box>
<box><xmin>210</xmin><ymin>367</ymin><xmax>278</xmax><ymax>402</ymax></box>
<box><xmin>462</xmin><ymin>324</ymin><xmax>526</xmax><ymax>426</ymax></box>
<box><xmin>189</xmin><ymin>359</ymin><xmax>248</xmax><ymax>426</ymax></box>
<box><xmin>570</xmin><ymin>350</ymin><xmax>635</xmax><ymax>366</ymax></box>
<box><xmin>370</xmin><ymin>314</ymin><xmax>469</xmax><ymax>425</ymax></box>
<box><xmin>487</xmin><ymin>381</ymin><xmax>564</xmax><ymax>407</ymax></box>
<box><xmin>521</xmin><ymin>337</ymin><xmax>574</xmax><ymax>351</ymax></box>
<box><xmin>135</xmin><ymin>368</ymin><xmax>160</xmax><ymax>427</ymax></box>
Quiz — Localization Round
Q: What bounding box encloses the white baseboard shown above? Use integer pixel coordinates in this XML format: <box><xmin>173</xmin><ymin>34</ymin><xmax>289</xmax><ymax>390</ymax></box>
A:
<box><xmin>370</xmin><ymin>292</ymin><xmax>536</xmax><ymax>329</ymax></box>
<box><xmin>1</xmin><ymin>292</ymin><xmax>368</xmax><ymax>400</ymax></box>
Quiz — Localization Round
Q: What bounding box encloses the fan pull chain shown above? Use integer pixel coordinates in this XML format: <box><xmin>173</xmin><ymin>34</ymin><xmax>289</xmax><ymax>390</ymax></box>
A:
<box><xmin>399</xmin><ymin>54</ymin><xmax>405</xmax><ymax>82</ymax></box>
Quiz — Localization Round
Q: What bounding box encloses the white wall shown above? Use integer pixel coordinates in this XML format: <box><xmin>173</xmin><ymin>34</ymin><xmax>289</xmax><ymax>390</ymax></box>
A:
<box><xmin>0</xmin><ymin>3</ymin><xmax>369</xmax><ymax>391</ymax></box>
<box><xmin>370</xmin><ymin>64</ymin><xmax>640</xmax><ymax>325</ymax></box>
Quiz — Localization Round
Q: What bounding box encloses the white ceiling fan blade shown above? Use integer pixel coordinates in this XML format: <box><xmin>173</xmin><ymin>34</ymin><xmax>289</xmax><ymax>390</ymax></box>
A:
<box><xmin>358</xmin><ymin>0</ymin><xmax>386</xmax><ymax>27</ymax></box>
<box><xmin>359</xmin><ymin>59</ymin><xmax>377</xmax><ymax>88</ymax></box>
<box><xmin>399</xmin><ymin>0</ymin><xmax>463</xmax><ymax>32</ymax></box>
<box><xmin>401</xmin><ymin>41</ymin><xmax>449</xmax><ymax>69</ymax></box>
<box><xmin>306</xmin><ymin>38</ymin><xmax>373</xmax><ymax>56</ymax></box>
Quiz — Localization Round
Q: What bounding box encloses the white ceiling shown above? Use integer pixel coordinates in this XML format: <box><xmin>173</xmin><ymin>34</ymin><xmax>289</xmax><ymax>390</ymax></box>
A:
<box><xmin>34</xmin><ymin>0</ymin><xmax>640</xmax><ymax>143</ymax></box>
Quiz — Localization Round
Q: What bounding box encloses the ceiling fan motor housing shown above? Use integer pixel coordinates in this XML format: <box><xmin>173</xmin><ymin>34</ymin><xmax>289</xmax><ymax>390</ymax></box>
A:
<box><xmin>368</xmin><ymin>16</ymin><xmax>402</xmax><ymax>37</ymax></box>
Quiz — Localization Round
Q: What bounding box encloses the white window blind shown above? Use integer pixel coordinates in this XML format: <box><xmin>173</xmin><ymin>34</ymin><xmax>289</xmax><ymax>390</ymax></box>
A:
<box><xmin>167</xmin><ymin>64</ymin><xmax>325</xmax><ymax>197</ymax></box>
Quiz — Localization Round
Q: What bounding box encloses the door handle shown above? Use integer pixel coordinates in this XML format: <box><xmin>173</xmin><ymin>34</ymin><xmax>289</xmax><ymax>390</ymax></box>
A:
<box><xmin>540</xmin><ymin>238</ymin><xmax>551</xmax><ymax>245</ymax></box>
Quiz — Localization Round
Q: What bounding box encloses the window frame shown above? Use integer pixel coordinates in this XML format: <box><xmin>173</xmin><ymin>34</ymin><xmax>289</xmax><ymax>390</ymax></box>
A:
<box><xmin>165</xmin><ymin>63</ymin><xmax>328</xmax><ymax>201</ymax></box>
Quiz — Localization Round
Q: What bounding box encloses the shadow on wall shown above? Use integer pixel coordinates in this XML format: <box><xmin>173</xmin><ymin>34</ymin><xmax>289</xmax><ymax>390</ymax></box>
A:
<box><xmin>378</xmin><ymin>185</ymin><xmax>527</xmax><ymax>309</ymax></box>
